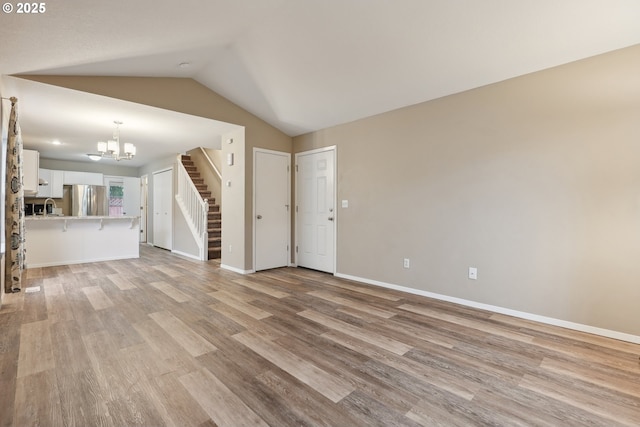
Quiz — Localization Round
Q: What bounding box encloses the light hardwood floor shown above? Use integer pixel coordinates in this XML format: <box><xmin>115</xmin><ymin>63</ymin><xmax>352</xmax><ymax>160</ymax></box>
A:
<box><xmin>1</xmin><ymin>245</ymin><xmax>640</xmax><ymax>426</ymax></box>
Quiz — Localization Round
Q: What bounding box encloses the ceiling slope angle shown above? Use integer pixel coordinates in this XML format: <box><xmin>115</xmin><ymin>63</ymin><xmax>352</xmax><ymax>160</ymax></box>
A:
<box><xmin>1</xmin><ymin>0</ymin><xmax>640</xmax><ymax>138</ymax></box>
<box><xmin>2</xmin><ymin>76</ymin><xmax>241</xmax><ymax>167</ymax></box>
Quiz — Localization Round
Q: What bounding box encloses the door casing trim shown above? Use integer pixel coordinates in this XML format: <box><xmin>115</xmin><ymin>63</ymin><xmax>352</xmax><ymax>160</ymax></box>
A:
<box><xmin>294</xmin><ymin>145</ymin><xmax>337</xmax><ymax>274</ymax></box>
<box><xmin>253</xmin><ymin>147</ymin><xmax>291</xmax><ymax>272</ymax></box>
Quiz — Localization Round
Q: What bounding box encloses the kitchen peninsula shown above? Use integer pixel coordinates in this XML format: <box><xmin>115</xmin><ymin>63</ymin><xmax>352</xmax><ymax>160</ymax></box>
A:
<box><xmin>25</xmin><ymin>215</ymin><xmax>140</xmax><ymax>268</ymax></box>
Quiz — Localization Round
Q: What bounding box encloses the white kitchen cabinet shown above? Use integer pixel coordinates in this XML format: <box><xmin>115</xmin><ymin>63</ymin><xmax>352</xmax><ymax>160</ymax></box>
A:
<box><xmin>50</xmin><ymin>170</ymin><xmax>65</xmax><ymax>198</ymax></box>
<box><xmin>37</xmin><ymin>169</ymin><xmax>51</xmax><ymax>197</ymax></box>
<box><xmin>63</xmin><ymin>171</ymin><xmax>104</xmax><ymax>186</ymax></box>
<box><xmin>37</xmin><ymin>169</ymin><xmax>64</xmax><ymax>198</ymax></box>
<box><xmin>23</xmin><ymin>149</ymin><xmax>39</xmax><ymax>195</ymax></box>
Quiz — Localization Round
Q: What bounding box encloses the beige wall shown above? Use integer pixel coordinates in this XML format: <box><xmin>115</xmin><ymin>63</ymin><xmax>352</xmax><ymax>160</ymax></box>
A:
<box><xmin>294</xmin><ymin>45</ymin><xmax>640</xmax><ymax>336</ymax></box>
<box><xmin>17</xmin><ymin>47</ymin><xmax>640</xmax><ymax>336</ymax></box>
<box><xmin>22</xmin><ymin>76</ymin><xmax>293</xmax><ymax>271</ymax></box>
<box><xmin>220</xmin><ymin>129</ymin><xmax>246</xmax><ymax>269</ymax></box>
<box><xmin>186</xmin><ymin>148</ymin><xmax>223</xmax><ymax>214</ymax></box>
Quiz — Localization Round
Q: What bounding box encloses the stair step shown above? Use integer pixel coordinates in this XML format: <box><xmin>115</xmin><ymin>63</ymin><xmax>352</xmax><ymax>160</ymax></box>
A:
<box><xmin>183</xmin><ymin>153</ymin><xmax>223</xmax><ymax>262</ymax></box>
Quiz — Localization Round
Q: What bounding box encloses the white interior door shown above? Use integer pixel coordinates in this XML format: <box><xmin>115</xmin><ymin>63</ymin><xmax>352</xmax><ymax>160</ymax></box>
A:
<box><xmin>153</xmin><ymin>169</ymin><xmax>172</xmax><ymax>250</ymax></box>
<box><xmin>255</xmin><ymin>149</ymin><xmax>290</xmax><ymax>271</ymax></box>
<box><xmin>296</xmin><ymin>147</ymin><xmax>335</xmax><ymax>273</ymax></box>
<box><xmin>104</xmin><ymin>177</ymin><xmax>124</xmax><ymax>216</ymax></box>
<box><xmin>122</xmin><ymin>176</ymin><xmax>141</xmax><ymax>217</ymax></box>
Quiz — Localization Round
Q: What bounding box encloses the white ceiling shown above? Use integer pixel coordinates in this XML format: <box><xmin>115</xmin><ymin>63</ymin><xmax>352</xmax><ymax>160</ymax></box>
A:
<box><xmin>1</xmin><ymin>0</ymin><xmax>640</xmax><ymax>167</ymax></box>
<box><xmin>1</xmin><ymin>76</ymin><xmax>240</xmax><ymax>167</ymax></box>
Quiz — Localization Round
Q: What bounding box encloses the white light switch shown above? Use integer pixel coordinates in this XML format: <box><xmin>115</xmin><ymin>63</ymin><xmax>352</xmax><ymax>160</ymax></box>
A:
<box><xmin>342</xmin><ymin>200</ymin><xmax>349</xmax><ymax>208</ymax></box>
<box><xmin>468</xmin><ymin>267</ymin><xmax>478</xmax><ymax>280</ymax></box>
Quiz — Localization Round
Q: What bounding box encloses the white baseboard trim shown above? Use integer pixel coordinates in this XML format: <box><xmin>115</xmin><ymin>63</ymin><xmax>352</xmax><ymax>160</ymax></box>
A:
<box><xmin>335</xmin><ymin>272</ymin><xmax>640</xmax><ymax>345</ymax></box>
<box><xmin>171</xmin><ymin>250</ymin><xmax>202</xmax><ymax>261</ymax></box>
<box><xmin>221</xmin><ymin>264</ymin><xmax>254</xmax><ymax>275</ymax></box>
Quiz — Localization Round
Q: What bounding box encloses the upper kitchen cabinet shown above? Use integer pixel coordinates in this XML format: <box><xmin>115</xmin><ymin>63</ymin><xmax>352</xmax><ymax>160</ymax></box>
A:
<box><xmin>63</xmin><ymin>171</ymin><xmax>104</xmax><ymax>186</ymax></box>
<box><xmin>23</xmin><ymin>149</ymin><xmax>39</xmax><ymax>195</ymax></box>
<box><xmin>37</xmin><ymin>169</ymin><xmax>64</xmax><ymax>198</ymax></box>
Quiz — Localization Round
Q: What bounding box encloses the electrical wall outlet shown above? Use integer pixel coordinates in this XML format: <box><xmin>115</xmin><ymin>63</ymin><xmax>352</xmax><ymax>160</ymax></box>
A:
<box><xmin>468</xmin><ymin>267</ymin><xmax>478</xmax><ymax>280</ymax></box>
<box><xmin>403</xmin><ymin>258</ymin><xmax>410</xmax><ymax>269</ymax></box>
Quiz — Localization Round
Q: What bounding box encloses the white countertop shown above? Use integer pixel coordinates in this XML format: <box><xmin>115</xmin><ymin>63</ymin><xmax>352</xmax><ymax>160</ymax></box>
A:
<box><xmin>25</xmin><ymin>215</ymin><xmax>139</xmax><ymax>220</ymax></box>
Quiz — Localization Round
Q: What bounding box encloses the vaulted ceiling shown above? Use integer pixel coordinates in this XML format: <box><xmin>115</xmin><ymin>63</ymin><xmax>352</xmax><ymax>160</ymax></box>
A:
<box><xmin>1</xmin><ymin>0</ymin><xmax>639</xmax><ymax>166</ymax></box>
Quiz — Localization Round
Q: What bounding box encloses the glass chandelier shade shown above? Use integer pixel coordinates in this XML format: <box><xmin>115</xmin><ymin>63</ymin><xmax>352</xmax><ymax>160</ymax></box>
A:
<box><xmin>96</xmin><ymin>121</ymin><xmax>136</xmax><ymax>161</ymax></box>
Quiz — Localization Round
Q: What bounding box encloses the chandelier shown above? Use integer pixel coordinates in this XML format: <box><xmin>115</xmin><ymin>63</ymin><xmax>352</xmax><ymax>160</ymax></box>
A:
<box><xmin>96</xmin><ymin>121</ymin><xmax>136</xmax><ymax>161</ymax></box>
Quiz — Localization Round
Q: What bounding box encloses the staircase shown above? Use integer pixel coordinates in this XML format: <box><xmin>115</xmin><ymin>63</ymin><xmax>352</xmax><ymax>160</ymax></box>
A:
<box><xmin>180</xmin><ymin>155</ymin><xmax>221</xmax><ymax>259</ymax></box>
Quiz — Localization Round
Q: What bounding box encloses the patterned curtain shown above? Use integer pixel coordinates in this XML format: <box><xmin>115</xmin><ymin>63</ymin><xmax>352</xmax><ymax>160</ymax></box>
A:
<box><xmin>4</xmin><ymin>97</ymin><xmax>25</xmax><ymax>292</ymax></box>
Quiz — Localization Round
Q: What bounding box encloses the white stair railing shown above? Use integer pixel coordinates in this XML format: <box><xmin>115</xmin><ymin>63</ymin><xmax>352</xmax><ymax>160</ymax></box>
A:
<box><xmin>175</xmin><ymin>154</ymin><xmax>209</xmax><ymax>260</ymax></box>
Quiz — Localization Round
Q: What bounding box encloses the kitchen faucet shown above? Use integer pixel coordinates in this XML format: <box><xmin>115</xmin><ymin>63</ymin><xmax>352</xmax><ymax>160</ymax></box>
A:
<box><xmin>43</xmin><ymin>198</ymin><xmax>57</xmax><ymax>216</ymax></box>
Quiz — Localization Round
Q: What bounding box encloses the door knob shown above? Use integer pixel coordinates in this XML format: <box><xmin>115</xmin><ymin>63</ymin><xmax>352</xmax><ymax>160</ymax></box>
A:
<box><xmin>328</xmin><ymin>217</ymin><xmax>334</xmax><ymax>221</ymax></box>
<box><xmin>257</xmin><ymin>215</ymin><xmax>262</xmax><ymax>219</ymax></box>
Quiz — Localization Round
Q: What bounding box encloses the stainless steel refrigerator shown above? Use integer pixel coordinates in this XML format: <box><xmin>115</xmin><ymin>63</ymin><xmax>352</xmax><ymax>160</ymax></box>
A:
<box><xmin>70</xmin><ymin>185</ymin><xmax>108</xmax><ymax>216</ymax></box>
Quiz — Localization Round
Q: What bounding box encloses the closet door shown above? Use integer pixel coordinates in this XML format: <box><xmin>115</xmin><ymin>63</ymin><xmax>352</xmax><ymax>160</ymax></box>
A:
<box><xmin>254</xmin><ymin>149</ymin><xmax>290</xmax><ymax>271</ymax></box>
<box><xmin>153</xmin><ymin>169</ymin><xmax>173</xmax><ymax>250</ymax></box>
